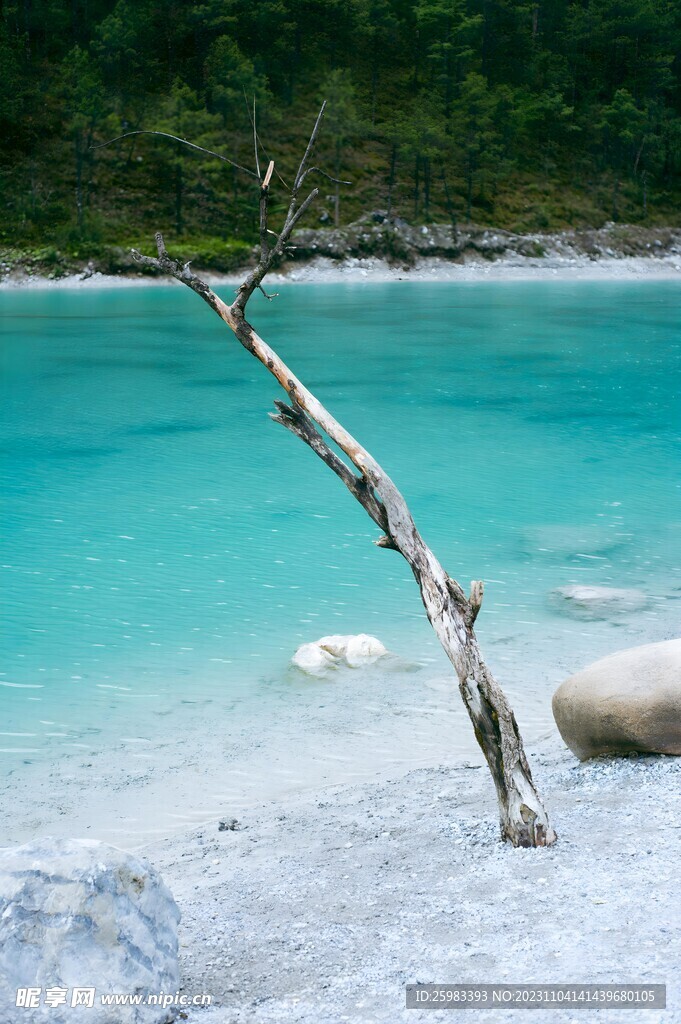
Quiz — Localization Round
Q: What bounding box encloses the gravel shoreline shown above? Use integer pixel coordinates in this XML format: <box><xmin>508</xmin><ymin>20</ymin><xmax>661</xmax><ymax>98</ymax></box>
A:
<box><xmin>138</xmin><ymin>737</ymin><xmax>681</xmax><ymax>1024</ymax></box>
<box><xmin>2</xmin><ymin>252</ymin><xmax>681</xmax><ymax>289</ymax></box>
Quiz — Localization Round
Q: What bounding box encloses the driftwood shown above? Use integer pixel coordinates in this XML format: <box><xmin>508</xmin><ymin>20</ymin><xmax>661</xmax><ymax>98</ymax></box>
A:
<box><xmin>123</xmin><ymin>105</ymin><xmax>556</xmax><ymax>848</ymax></box>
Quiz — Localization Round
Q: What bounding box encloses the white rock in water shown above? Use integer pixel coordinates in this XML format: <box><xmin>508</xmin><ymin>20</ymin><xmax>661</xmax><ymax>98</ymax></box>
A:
<box><xmin>344</xmin><ymin>634</ymin><xmax>388</xmax><ymax>667</ymax></box>
<box><xmin>316</xmin><ymin>635</ymin><xmax>354</xmax><ymax>658</ymax></box>
<box><xmin>550</xmin><ymin>584</ymin><xmax>647</xmax><ymax>618</ymax></box>
<box><xmin>291</xmin><ymin>642</ymin><xmax>337</xmax><ymax>677</ymax></box>
<box><xmin>553</xmin><ymin>638</ymin><xmax>681</xmax><ymax>759</ymax></box>
<box><xmin>0</xmin><ymin>838</ymin><xmax>180</xmax><ymax>1024</ymax></box>
<box><xmin>291</xmin><ymin>634</ymin><xmax>389</xmax><ymax>676</ymax></box>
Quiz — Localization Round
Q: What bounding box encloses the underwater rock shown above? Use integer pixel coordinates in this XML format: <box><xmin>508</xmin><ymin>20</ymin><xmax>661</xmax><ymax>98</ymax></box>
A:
<box><xmin>0</xmin><ymin>837</ymin><xmax>180</xmax><ymax>1023</ymax></box>
<box><xmin>552</xmin><ymin>638</ymin><xmax>681</xmax><ymax>759</ymax></box>
<box><xmin>523</xmin><ymin>524</ymin><xmax>630</xmax><ymax>559</ymax></box>
<box><xmin>550</xmin><ymin>584</ymin><xmax>647</xmax><ymax>619</ymax></box>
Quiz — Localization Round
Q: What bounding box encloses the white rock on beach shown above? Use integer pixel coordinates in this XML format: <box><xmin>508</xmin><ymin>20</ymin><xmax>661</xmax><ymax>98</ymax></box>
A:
<box><xmin>291</xmin><ymin>634</ymin><xmax>389</xmax><ymax>676</ymax></box>
<box><xmin>0</xmin><ymin>838</ymin><xmax>180</xmax><ymax>1023</ymax></box>
<box><xmin>550</xmin><ymin>584</ymin><xmax>647</xmax><ymax>618</ymax></box>
<box><xmin>552</xmin><ymin>638</ymin><xmax>681</xmax><ymax>759</ymax></box>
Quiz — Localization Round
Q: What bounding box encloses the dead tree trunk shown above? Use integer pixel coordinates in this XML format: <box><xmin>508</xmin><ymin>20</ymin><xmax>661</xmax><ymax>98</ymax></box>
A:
<box><xmin>112</xmin><ymin>107</ymin><xmax>556</xmax><ymax>848</ymax></box>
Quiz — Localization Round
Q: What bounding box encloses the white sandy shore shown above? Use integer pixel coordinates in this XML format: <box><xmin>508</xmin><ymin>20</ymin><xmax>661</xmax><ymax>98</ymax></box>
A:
<box><xmin>142</xmin><ymin>736</ymin><xmax>680</xmax><ymax>1024</ymax></box>
<box><xmin>2</xmin><ymin>253</ymin><xmax>681</xmax><ymax>290</ymax></box>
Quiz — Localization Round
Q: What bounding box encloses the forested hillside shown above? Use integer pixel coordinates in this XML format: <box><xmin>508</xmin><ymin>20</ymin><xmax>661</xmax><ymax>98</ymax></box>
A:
<box><xmin>1</xmin><ymin>0</ymin><xmax>680</xmax><ymax>259</ymax></box>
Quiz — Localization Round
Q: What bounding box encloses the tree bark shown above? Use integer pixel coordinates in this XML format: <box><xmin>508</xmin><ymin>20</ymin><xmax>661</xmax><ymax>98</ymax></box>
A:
<box><xmin>126</xmin><ymin>106</ymin><xmax>556</xmax><ymax>848</ymax></box>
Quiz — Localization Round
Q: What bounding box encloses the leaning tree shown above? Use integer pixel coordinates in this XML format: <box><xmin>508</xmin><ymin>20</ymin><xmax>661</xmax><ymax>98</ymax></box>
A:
<box><xmin>100</xmin><ymin>106</ymin><xmax>556</xmax><ymax>848</ymax></box>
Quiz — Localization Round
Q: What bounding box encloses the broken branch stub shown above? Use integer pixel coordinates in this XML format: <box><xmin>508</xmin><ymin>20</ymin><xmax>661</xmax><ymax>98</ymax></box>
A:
<box><xmin>125</xmin><ymin>105</ymin><xmax>556</xmax><ymax>848</ymax></box>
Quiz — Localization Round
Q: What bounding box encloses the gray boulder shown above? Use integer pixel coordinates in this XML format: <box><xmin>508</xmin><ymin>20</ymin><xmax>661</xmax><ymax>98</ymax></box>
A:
<box><xmin>552</xmin><ymin>638</ymin><xmax>681</xmax><ymax>759</ymax></box>
<box><xmin>0</xmin><ymin>838</ymin><xmax>180</xmax><ymax>1023</ymax></box>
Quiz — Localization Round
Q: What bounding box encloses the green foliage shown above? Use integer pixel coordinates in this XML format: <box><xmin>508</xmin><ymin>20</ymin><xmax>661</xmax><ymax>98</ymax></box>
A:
<box><xmin>0</xmin><ymin>236</ymin><xmax>252</xmax><ymax>278</ymax></box>
<box><xmin>0</xmin><ymin>22</ymin><xmax>25</xmax><ymax>135</ymax></box>
<box><xmin>133</xmin><ymin>235</ymin><xmax>252</xmax><ymax>271</ymax></box>
<box><xmin>317</xmin><ymin>69</ymin><xmax>364</xmax><ymax>224</ymax></box>
<box><xmin>1</xmin><ymin>0</ymin><xmax>680</xmax><ymax>245</ymax></box>
<box><xmin>205</xmin><ymin>37</ymin><xmax>270</xmax><ymax>124</ymax></box>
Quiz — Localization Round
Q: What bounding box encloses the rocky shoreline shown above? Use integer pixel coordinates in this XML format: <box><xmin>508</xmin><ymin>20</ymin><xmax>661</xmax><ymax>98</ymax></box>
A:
<box><xmin>3</xmin><ymin>221</ymin><xmax>681</xmax><ymax>286</ymax></box>
<box><xmin>290</xmin><ymin>218</ymin><xmax>681</xmax><ymax>266</ymax></box>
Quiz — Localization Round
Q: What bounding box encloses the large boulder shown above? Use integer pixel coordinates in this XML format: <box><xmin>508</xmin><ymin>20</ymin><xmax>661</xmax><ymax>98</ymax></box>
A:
<box><xmin>291</xmin><ymin>634</ymin><xmax>389</xmax><ymax>677</ymax></box>
<box><xmin>552</xmin><ymin>639</ymin><xmax>681</xmax><ymax>760</ymax></box>
<box><xmin>0</xmin><ymin>838</ymin><xmax>180</xmax><ymax>1023</ymax></box>
<box><xmin>550</xmin><ymin>584</ymin><xmax>647</xmax><ymax>619</ymax></box>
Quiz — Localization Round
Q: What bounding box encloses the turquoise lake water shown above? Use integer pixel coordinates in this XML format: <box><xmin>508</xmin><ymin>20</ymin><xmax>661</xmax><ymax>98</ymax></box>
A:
<box><xmin>1</xmin><ymin>280</ymin><xmax>680</xmax><ymax>784</ymax></box>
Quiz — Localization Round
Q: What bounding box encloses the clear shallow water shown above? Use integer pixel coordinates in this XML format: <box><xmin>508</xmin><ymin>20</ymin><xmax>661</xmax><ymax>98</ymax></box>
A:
<box><xmin>1</xmin><ymin>280</ymin><xmax>680</xmax><ymax>791</ymax></box>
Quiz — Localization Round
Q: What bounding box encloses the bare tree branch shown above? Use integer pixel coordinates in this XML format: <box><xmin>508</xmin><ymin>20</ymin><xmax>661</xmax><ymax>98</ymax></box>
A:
<box><xmin>298</xmin><ymin>166</ymin><xmax>353</xmax><ymax>187</ymax></box>
<box><xmin>229</xmin><ymin>105</ymin><xmax>329</xmax><ymax>317</ymax></box>
<box><xmin>294</xmin><ymin>102</ymin><xmax>327</xmax><ymax>191</ymax></box>
<box><xmin>123</xmin><ymin>107</ymin><xmax>557</xmax><ymax>849</ymax></box>
<box><xmin>270</xmin><ymin>399</ymin><xmax>392</xmax><ymax>535</ymax></box>
<box><xmin>261</xmin><ymin>161</ymin><xmax>274</xmax><ymax>188</ymax></box>
<box><xmin>253</xmin><ymin>131</ymin><xmax>291</xmax><ymax>190</ymax></box>
<box><xmin>252</xmin><ymin>98</ymin><xmax>261</xmax><ymax>180</ymax></box>
<box><xmin>467</xmin><ymin>580</ymin><xmax>485</xmax><ymax>626</ymax></box>
<box><xmin>93</xmin><ymin>131</ymin><xmax>260</xmax><ymax>179</ymax></box>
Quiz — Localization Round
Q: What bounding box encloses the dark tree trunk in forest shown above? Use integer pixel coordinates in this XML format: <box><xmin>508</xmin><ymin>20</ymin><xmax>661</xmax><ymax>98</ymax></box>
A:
<box><xmin>22</xmin><ymin>0</ymin><xmax>32</xmax><ymax>55</ymax></box>
<box><xmin>175</xmin><ymin>162</ymin><xmax>183</xmax><ymax>235</ymax></box>
<box><xmin>387</xmin><ymin>144</ymin><xmax>397</xmax><ymax>221</ymax></box>
<box><xmin>440</xmin><ymin>162</ymin><xmax>457</xmax><ymax>228</ymax></box>
<box><xmin>466</xmin><ymin>155</ymin><xmax>474</xmax><ymax>222</ymax></box>
<box><xmin>232</xmin><ymin>164</ymin><xmax>239</xmax><ymax>226</ymax></box>
<box><xmin>413</xmin><ymin>154</ymin><xmax>420</xmax><ymax>220</ymax></box>
<box><xmin>334</xmin><ymin>140</ymin><xmax>341</xmax><ymax>227</ymax></box>
<box><xmin>84</xmin><ymin>124</ymin><xmax>96</xmax><ymax>214</ymax></box>
<box><xmin>75</xmin><ymin>131</ymin><xmax>84</xmax><ymax>233</ymax></box>
<box><xmin>370</xmin><ymin>45</ymin><xmax>378</xmax><ymax>125</ymax></box>
<box><xmin>109</xmin><ymin>107</ymin><xmax>557</xmax><ymax>849</ymax></box>
<box><xmin>443</xmin><ymin>23</ymin><xmax>453</xmax><ymax>120</ymax></box>
<box><xmin>481</xmin><ymin>0</ymin><xmax>491</xmax><ymax>76</ymax></box>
